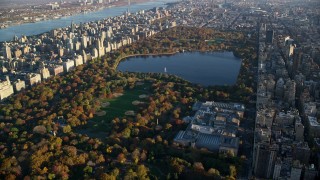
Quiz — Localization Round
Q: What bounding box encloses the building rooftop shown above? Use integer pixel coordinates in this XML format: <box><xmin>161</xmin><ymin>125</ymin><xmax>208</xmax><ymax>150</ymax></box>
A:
<box><xmin>308</xmin><ymin>116</ymin><xmax>320</xmax><ymax>127</ymax></box>
<box><xmin>195</xmin><ymin>133</ymin><xmax>221</xmax><ymax>150</ymax></box>
<box><xmin>195</xmin><ymin>133</ymin><xmax>239</xmax><ymax>151</ymax></box>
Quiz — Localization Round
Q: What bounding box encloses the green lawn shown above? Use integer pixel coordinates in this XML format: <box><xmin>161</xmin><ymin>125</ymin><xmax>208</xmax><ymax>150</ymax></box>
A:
<box><xmin>84</xmin><ymin>83</ymin><xmax>151</xmax><ymax>133</ymax></box>
<box><xmin>206</xmin><ymin>38</ymin><xmax>226</xmax><ymax>45</ymax></box>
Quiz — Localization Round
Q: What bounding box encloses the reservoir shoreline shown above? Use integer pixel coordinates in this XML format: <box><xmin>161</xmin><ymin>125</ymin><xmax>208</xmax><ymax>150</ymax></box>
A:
<box><xmin>113</xmin><ymin>50</ymin><xmax>238</xmax><ymax>70</ymax></box>
<box><xmin>116</xmin><ymin>51</ymin><xmax>242</xmax><ymax>86</ymax></box>
<box><xmin>112</xmin><ymin>51</ymin><xmax>178</xmax><ymax>70</ymax></box>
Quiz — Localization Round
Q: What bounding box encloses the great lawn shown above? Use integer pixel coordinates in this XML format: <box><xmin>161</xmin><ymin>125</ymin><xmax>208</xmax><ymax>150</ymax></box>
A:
<box><xmin>76</xmin><ymin>82</ymin><xmax>151</xmax><ymax>137</ymax></box>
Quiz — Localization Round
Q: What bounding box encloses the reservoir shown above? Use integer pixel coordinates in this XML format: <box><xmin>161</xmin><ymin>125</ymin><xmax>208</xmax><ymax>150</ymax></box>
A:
<box><xmin>0</xmin><ymin>0</ymin><xmax>170</xmax><ymax>42</ymax></box>
<box><xmin>117</xmin><ymin>52</ymin><xmax>242</xmax><ymax>86</ymax></box>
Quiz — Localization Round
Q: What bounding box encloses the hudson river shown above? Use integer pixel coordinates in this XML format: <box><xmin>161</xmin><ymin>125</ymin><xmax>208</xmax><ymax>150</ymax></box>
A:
<box><xmin>0</xmin><ymin>0</ymin><xmax>170</xmax><ymax>42</ymax></box>
<box><xmin>117</xmin><ymin>52</ymin><xmax>242</xmax><ymax>86</ymax></box>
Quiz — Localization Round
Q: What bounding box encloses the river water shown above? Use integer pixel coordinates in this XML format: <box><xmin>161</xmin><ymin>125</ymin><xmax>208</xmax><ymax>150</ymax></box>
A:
<box><xmin>0</xmin><ymin>0</ymin><xmax>171</xmax><ymax>42</ymax></box>
<box><xmin>117</xmin><ymin>52</ymin><xmax>242</xmax><ymax>86</ymax></box>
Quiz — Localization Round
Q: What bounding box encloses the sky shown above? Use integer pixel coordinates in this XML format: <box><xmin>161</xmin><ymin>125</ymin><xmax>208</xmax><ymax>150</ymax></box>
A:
<box><xmin>0</xmin><ymin>0</ymin><xmax>77</xmax><ymax>7</ymax></box>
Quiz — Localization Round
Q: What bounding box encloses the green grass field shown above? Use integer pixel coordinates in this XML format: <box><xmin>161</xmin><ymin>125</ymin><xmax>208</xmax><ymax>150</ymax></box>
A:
<box><xmin>206</xmin><ymin>38</ymin><xmax>226</xmax><ymax>45</ymax></box>
<box><xmin>81</xmin><ymin>83</ymin><xmax>151</xmax><ymax>134</ymax></box>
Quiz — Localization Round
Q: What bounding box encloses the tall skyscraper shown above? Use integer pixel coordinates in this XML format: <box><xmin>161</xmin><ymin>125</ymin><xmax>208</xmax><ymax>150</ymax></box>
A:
<box><xmin>284</xmin><ymin>80</ymin><xmax>296</xmax><ymax>107</ymax></box>
<box><xmin>0</xmin><ymin>76</ymin><xmax>14</xmax><ymax>101</ymax></box>
<box><xmin>81</xmin><ymin>36</ymin><xmax>88</xmax><ymax>49</ymax></box>
<box><xmin>266</xmin><ymin>30</ymin><xmax>274</xmax><ymax>44</ymax></box>
<box><xmin>290</xmin><ymin>161</ymin><xmax>302</xmax><ymax>180</ymax></box>
<box><xmin>71</xmin><ymin>21</ymin><xmax>76</xmax><ymax>32</ymax></box>
<box><xmin>254</xmin><ymin>144</ymin><xmax>278</xmax><ymax>179</ymax></box>
<box><xmin>295</xmin><ymin>117</ymin><xmax>304</xmax><ymax>141</ymax></box>
<box><xmin>273</xmin><ymin>158</ymin><xmax>282</xmax><ymax>179</ymax></box>
<box><xmin>3</xmin><ymin>43</ymin><xmax>12</xmax><ymax>59</ymax></box>
<box><xmin>292</xmin><ymin>48</ymin><xmax>303</xmax><ymax>75</ymax></box>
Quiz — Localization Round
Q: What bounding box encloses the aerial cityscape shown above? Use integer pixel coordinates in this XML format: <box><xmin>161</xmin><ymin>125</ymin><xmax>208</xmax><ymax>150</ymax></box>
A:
<box><xmin>0</xmin><ymin>0</ymin><xmax>319</xmax><ymax>179</ymax></box>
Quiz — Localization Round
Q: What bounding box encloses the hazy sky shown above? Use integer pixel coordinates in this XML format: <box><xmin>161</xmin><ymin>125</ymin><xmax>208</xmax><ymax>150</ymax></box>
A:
<box><xmin>0</xmin><ymin>0</ymin><xmax>77</xmax><ymax>7</ymax></box>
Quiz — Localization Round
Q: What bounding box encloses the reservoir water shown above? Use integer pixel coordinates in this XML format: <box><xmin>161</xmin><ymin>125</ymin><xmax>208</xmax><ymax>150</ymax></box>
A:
<box><xmin>117</xmin><ymin>52</ymin><xmax>242</xmax><ymax>86</ymax></box>
<box><xmin>0</xmin><ymin>0</ymin><xmax>170</xmax><ymax>42</ymax></box>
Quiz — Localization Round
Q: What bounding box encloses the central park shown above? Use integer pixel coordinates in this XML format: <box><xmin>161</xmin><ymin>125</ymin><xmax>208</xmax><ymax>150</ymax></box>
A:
<box><xmin>0</xmin><ymin>26</ymin><xmax>257</xmax><ymax>179</ymax></box>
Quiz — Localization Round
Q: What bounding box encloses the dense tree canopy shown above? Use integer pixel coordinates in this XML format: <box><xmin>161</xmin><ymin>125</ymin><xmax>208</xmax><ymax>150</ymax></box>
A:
<box><xmin>0</xmin><ymin>26</ymin><xmax>256</xmax><ymax>179</ymax></box>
